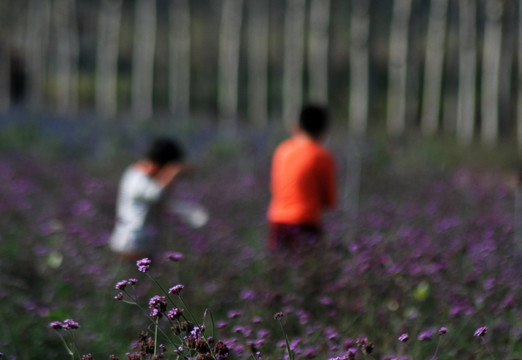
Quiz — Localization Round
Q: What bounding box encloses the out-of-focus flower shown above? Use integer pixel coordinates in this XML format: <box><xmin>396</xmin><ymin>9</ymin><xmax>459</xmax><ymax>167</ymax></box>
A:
<box><xmin>169</xmin><ymin>284</ymin><xmax>184</xmax><ymax>295</ymax></box>
<box><xmin>166</xmin><ymin>252</ymin><xmax>183</xmax><ymax>262</ymax></box>
<box><xmin>49</xmin><ymin>321</ymin><xmax>63</xmax><ymax>330</ymax></box>
<box><xmin>417</xmin><ymin>329</ymin><xmax>434</xmax><ymax>341</ymax></box>
<box><xmin>136</xmin><ymin>258</ymin><xmax>151</xmax><ymax>272</ymax></box>
<box><xmin>63</xmin><ymin>319</ymin><xmax>80</xmax><ymax>330</ymax></box>
<box><xmin>474</xmin><ymin>326</ymin><xmax>487</xmax><ymax>337</ymax></box>
<box><xmin>398</xmin><ymin>333</ymin><xmax>409</xmax><ymax>342</ymax></box>
<box><xmin>114</xmin><ymin>292</ymin><xmax>124</xmax><ymax>300</ymax></box>
<box><xmin>115</xmin><ymin>280</ymin><xmax>127</xmax><ymax>290</ymax></box>
<box><xmin>438</xmin><ymin>327</ymin><xmax>448</xmax><ymax>336</ymax></box>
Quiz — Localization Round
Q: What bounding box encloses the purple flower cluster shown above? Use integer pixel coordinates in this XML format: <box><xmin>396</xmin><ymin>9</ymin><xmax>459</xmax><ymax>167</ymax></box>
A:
<box><xmin>169</xmin><ymin>284</ymin><xmax>184</xmax><ymax>295</ymax></box>
<box><xmin>148</xmin><ymin>295</ymin><xmax>167</xmax><ymax>318</ymax></box>
<box><xmin>136</xmin><ymin>258</ymin><xmax>151</xmax><ymax>272</ymax></box>
<box><xmin>49</xmin><ymin>319</ymin><xmax>80</xmax><ymax>330</ymax></box>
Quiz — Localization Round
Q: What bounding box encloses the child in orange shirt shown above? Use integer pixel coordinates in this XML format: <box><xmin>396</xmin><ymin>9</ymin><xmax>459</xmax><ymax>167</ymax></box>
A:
<box><xmin>267</xmin><ymin>104</ymin><xmax>337</xmax><ymax>251</ymax></box>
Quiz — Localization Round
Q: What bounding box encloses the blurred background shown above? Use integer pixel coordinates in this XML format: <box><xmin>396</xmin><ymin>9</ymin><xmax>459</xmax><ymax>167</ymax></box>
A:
<box><xmin>0</xmin><ymin>0</ymin><xmax>520</xmax><ymax>150</ymax></box>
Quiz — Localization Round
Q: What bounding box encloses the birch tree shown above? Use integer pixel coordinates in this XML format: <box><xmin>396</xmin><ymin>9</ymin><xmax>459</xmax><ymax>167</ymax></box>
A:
<box><xmin>456</xmin><ymin>0</ymin><xmax>477</xmax><ymax>146</ymax></box>
<box><xmin>218</xmin><ymin>0</ymin><xmax>244</xmax><ymax>133</ymax></box>
<box><xmin>247</xmin><ymin>0</ymin><xmax>269</xmax><ymax>127</ymax></box>
<box><xmin>518</xmin><ymin>0</ymin><xmax>522</xmax><ymax>155</ymax></box>
<box><xmin>95</xmin><ymin>0</ymin><xmax>122</xmax><ymax>118</ymax></box>
<box><xmin>282</xmin><ymin>0</ymin><xmax>306</xmax><ymax>127</ymax></box>
<box><xmin>386</xmin><ymin>0</ymin><xmax>412</xmax><ymax>137</ymax></box>
<box><xmin>132</xmin><ymin>0</ymin><xmax>156</xmax><ymax>120</ymax></box>
<box><xmin>421</xmin><ymin>0</ymin><xmax>448</xmax><ymax>136</ymax></box>
<box><xmin>348</xmin><ymin>0</ymin><xmax>370</xmax><ymax>136</ymax></box>
<box><xmin>169</xmin><ymin>0</ymin><xmax>191</xmax><ymax>120</ymax></box>
<box><xmin>481</xmin><ymin>0</ymin><xmax>503</xmax><ymax>146</ymax></box>
<box><xmin>308</xmin><ymin>0</ymin><xmax>330</xmax><ymax>103</ymax></box>
<box><xmin>25</xmin><ymin>0</ymin><xmax>51</xmax><ymax>110</ymax></box>
<box><xmin>53</xmin><ymin>0</ymin><xmax>79</xmax><ymax>114</ymax></box>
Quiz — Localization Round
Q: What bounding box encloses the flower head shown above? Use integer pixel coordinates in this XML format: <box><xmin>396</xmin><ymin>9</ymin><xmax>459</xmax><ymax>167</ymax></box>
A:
<box><xmin>63</xmin><ymin>319</ymin><xmax>80</xmax><ymax>330</ymax></box>
<box><xmin>49</xmin><ymin>321</ymin><xmax>63</xmax><ymax>330</ymax></box>
<box><xmin>149</xmin><ymin>295</ymin><xmax>167</xmax><ymax>318</ymax></box>
<box><xmin>136</xmin><ymin>258</ymin><xmax>151</xmax><ymax>272</ymax></box>
<box><xmin>114</xmin><ymin>292</ymin><xmax>124</xmax><ymax>300</ymax></box>
<box><xmin>127</xmin><ymin>278</ymin><xmax>138</xmax><ymax>286</ymax></box>
<box><xmin>115</xmin><ymin>280</ymin><xmax>127</xmax><ymax>290</ymax></box>
<box><xmin>474</xmin><ymin>326</ymin><xmax>487</xmax><ymax>337</ymax></box>
<box><xmin>438</xmin><ymin>327</ymin><xmax>448</xmax><ymax>336</ymax></box>
<box><xmin>398</xmin><ymin>333</ymin><xmax>409</xmax><ymax>342</ymax></box>
<box><xmin>167</xmin><ymin>308</ymin><xmax>184</xmax><ymax>320</ymax></box>
<box><xmin>166</xmin><ymin>252</ymin><xmax>184</xmax><ymax>261</ymax></box>
<box><xmin>273</xmin><ymin>312</ymin><xmax>284</xmax><ymax>320</ymax></box>
<box><xmin>169</xmin><ymin>284</ymin><xmax>184</xmax><ymax>295</ymax></box>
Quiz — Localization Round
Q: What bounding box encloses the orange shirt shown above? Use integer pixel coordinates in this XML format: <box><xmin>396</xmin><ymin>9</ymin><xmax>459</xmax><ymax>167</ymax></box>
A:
<box><xmin>268</xmin><ymin>136</ymin><xmax>337</xmax><ymax>225</ymax></box>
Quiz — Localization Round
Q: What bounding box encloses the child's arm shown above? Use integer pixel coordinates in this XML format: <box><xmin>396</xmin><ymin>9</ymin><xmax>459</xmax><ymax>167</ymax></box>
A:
<box><xmin>154</xmin><ymin>163</ymin><xmax>192</xmax><ymax>188</ymax></box>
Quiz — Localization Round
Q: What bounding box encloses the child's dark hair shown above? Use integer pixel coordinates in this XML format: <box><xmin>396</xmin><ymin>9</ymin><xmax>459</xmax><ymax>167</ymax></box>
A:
<box><xmin>145</xmin><ymin>137</ymin><xmax>184</xmax><ymax>166</ymax></box>
<box><xmin>299</xmin><ymin>104</ymin><xmax>330</xmax><ymax>138</ymax></box>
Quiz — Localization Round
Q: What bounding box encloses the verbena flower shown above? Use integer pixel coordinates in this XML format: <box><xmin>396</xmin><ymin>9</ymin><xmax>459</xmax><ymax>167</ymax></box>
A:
<box><xmin>81</xmin><ymin>354</ymin><xmax>93</xmax><ymax>360</ymax></box>
<box><xmin>169</xmin><ymin>284</ymin><xmax>184</xmax><ymax>295</ymax></box>
<box><xmin>115</xmin><ymin>280</ymin><xmax>127</xmax><ymax>290</ymax></box>
<box><xmin>438</xmin><ymin>327</ymin><xmax>448</xmax><ymax>335</ymax></box>
<box><xmin>49</xmin><ymin>321</ymin><xmax>63</xmax><ymax>330</ymax></box>
<box><xmin>136</xmin><ymin>258</ymin><xmax>151</xmax><ymax>272</ymax></box>
<box><xmin>114</xmin><ymin>292</ymin><xmax>124</xmax><ymax>300</ymax></box>
<box><xmin>398</xmin><ymin>333</ymin><xmax>409</xmax><ymax>342</ymax></box>
<box><xmin>127</xmin><ymin>278</ymin><xmax>138</xmax><ymax>286</ymax></box>
<box><xmin>273</xmin><ymin>312</ymin><xmax>284</xmax><ymax>320</ymax></box>
<box><xmin>167</xmin><ymin>307</ymin><xmax>184</xmax><ymax>320</ymax></box>
<box><xmin>474</xmin><ymin>326</ymin><xmax>487</xmax><ymax>337</ymax></box>
<box><xmin>417</xmin><ymin>329</ymin><xmax>434</xmax><ymax>341</ymax></box>
<box><xmin>166</xmin><ymin>252</ymin><xmax>184</xmax><ymax>261</ymax></box>
<box><xmin>63</xmin><ymin>319</ymin><xmax>80</xmax><ymax>330</ymax></box>
<box><xmin>148</xmin><ymin>295</ymin><xmax>167</xmax><ymax>318</ymax></box>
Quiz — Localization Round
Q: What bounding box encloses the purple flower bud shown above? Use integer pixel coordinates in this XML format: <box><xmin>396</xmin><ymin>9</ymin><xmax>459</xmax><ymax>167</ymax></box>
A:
<box><xmin>474</xmin><ymin>326</ymin><xmax>487</xmax><ymax>337</ymax></box>
<box><xmin>63</xmin><ymin>319</ymin><xmax>79</xmax><ymax>330</ymax></box>
<box><xmin>167</xmin><ymin>308</ymin><xmax>184</xmax><ymax>320</ymax></box>
<box><xmin>398</xmin><ymin>333</ymin><xmax>409</xmax><ymax>342</ymax></box>
<box><xmin>82</xmin><ymin>354</ymin><xmax>93</xmax><ymax>360</ymax></box>
<box><xmin>438</xmin><ymin>327</ymin><xmax>448</xmax><ymax>336</ymax></box>
<box><xmin>49</xmin><ymin>321</ymin><xmax>63</xmax><ymax>330</ymax></box>
<box><xmin>127</xmin><ymin>278</ymin><xmax>138</xmax><ymax>286</ymax></box>
<box><xmin>169</xmin><ymin>284</ymin><xmax>184</xmax><ymax>295</ymax></box>
<box><xmin>136</xmin><ymin>258</ymin><xmax>151</xmax><ymax>272</ymax></box>
<box><xmin>115</xmin><ymin>280</ymin><xmax>127</xmax><ymax>290</ymax></box>
<box><xmin>166</xmin><ymin>252</ymin><xmax>184</xmax><ymax>261</ymax></box>
<box><xmin>114</xmin><ymin>292</ymin><xmax>124</xmax><ymax>300</ymax></box>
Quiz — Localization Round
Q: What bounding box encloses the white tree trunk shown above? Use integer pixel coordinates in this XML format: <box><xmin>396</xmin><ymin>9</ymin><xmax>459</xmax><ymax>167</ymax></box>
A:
<box><xmin>247</xmin><ymin>0</ymin><xmax>269</xmax><ymax>127</ymax></box>
<box><xmin>518</xmin><ymin>0</ymin><xmax>522</xmax><ymax>156</ymax></box>
<box><xmin>218</xmin><ymin>0</ymin><xmax>244</xmax><ymax>133</ymax></box>
<box><xmin>282</xmin><ymin>0</ymin><xmax>306</xmax><ymax>127</ymax></box>
<box><xmin>25</xmin><ymin>0</ymin><xmax>51</xmax><ymax>110</ymax></box>
<box><xmin>348</xmin><ymin>0</ymin><xmax>370</xmax><ymax>136</ymax></box>
<box><xmin>53</xmin><ymin>0</ymin><xmax>79</xmax><ymax>114</ymax></box>
<box><xmin>132</xmin><ymin>0</ymin><xmax>157</xmax><ymax>120</ymax></box>
<box><xmin>96</xmin><ymin>0</ymin><xmax>122</xmax><ymax>118</ymax></box>
<box><xmin>481</xmin><ymin>0</ymin><xmax>503</xmax><ymax>146</ymax></box>
<box><xmin>421</xmin><ymin>0</ymin><xmax>448</xmax><ymax>136</ymax></box>
<box><xmin>169</xmin><ymin>0</ymin><xmax>191</xmax><ymax>120</ymax></box>
<box><xmin>308</xmin><ymin>0</ymin><xmax>330</xmax><ymax>103</ymax></box>
<box><xmin>386</xmin><ymin>0</ymin><xmax>412</xmax><ymax>137</ymax></box>
<box><xmin>456</xmin><ymin>0</ymin><xmax>477</xmax><ymax>146</ymax></box>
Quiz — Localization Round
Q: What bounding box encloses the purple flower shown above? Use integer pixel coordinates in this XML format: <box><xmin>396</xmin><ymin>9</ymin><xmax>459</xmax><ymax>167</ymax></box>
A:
<box><xmin>81</xmin><ymin>354</ymin><xmax>93</xmax><ymax>360</ymax></box>
<box><xmin>474</xmin><ymin>326</ymin><xmax>487</xmax><ymax>337</ymax></box>
<box><xmin>167</xmin><ymin>308</ymin><xmax>184</xmax><ymax>320</ymax></box>
<box><xmin>417</xmin><ymin>329</ymin><xmax>434</xmax><ymax>341</ymax></box>
<box><xmin>49</xmin><ymin>321</ymin><xmax>63</xmax><ymax>330</ymax></box>
<box><xmin>398</xmin><ymin>333</ymin><xmax>409</xmax><ymax>342</ymax></box>
<box><xmin>148</xmin><ymin>295</ymin><xmax>167</xmax><ymax>318</ymax></box>
<box><xmin>168</xmin><ymin>284</ymin><xmax>184</xmax><ymax>295</ymax></box>
<box><xmin>438</xmin><ymin>327</ymin><xmax>448</xmax><ymax>336</ymax></box>
<box><xmin>63</xmin><ymin>319</ymin><xmax>79</xmax><ymax>330</ymax></box>
<box><xmin>114</xmin><ymin>292</ymin><xmax>124</xmax><ymax>300</ymax></box>
<box><xmin>115</xmin><ymin>280</ymin><xmax>127</xmax><ymax>290</ymax></box>
<box><xmin>136</xmin><ymin>258</ymin><xmax>151</xmax><ymax>272</ymax></box>
<box><xmin>166</xmin><ymin>252</ymin><xmax>184</xmax><ymax>261</ymax></box>
<box><xmin>127</xmin><ymin>278</ymin><xmax>138</xmax><ymax>286</ymax></box>
<box><xmin>228</xmin><ymin>310</ymin><xmax>242</xmax><ymax>318</ymax></box>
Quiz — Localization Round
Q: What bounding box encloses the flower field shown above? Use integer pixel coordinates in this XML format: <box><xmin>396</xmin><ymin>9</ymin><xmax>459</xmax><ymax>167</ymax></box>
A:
<box><xmin>0</xmin><ymin>119</ymin><xmax>521</xmax><ymax>359</ymax></box>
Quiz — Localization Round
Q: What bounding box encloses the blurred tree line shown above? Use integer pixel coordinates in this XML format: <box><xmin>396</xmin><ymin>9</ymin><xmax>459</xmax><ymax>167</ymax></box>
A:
<box><xmin>0</xmin><ymin>0</ymin><xmax>521</xmax><ymax>149</ymax></box>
